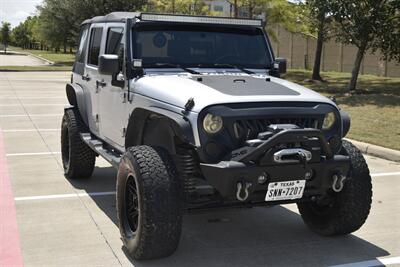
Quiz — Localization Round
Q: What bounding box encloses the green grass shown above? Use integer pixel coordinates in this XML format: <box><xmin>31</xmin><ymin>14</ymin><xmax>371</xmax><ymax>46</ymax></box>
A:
<box><xmin>10</xmin><ymin>46</ymin><xmax>75</xmax><ymax>66</ymax></box>
<box><xmin>283</xmin><ymin>69</ymin><xmax>400</xmax><ymax>150</ymax></box>
<box><xmin>0</xmin><ymin>65</ymin><xmax>72</xmax><ymax>71</ymax></box>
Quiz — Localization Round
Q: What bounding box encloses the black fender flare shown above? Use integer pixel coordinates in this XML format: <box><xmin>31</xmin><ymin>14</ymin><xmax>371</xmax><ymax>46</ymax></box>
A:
<box><xmin>66</xmin><ymin>83</ymin><xmax>89</xmax><ymax>126</ymax></box>
<box><xmin>125</xmin><ymin>107</ymin><xmax>195</xmax><ymax>151</ymax></box>
<box><xmin>340</xmin><ymin>110</ymin><xmax>351</xmax><ymax>137</ymax></box>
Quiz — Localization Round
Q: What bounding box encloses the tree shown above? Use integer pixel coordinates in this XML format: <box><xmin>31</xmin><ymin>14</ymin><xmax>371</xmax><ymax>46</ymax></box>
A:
<box><xmin>1</xmin><ymin>22</ymin><xmax>11</xmax><ymax>54</ymax></box>
<box><xmin>329</xmin><ymin>0</ymin><xmax>400</xmax><ymax>92</ymax></box>
<box><xmin>305</xmin><ymin>0</ymin><xmax>333</xmax><ymax>81</ymax></box>
<box><xmin>11</xmin><ymin>23</ymin><xmax>30</xmax><ymax>48</ymax></box>
<box><xmin>147</xmin><ymin>0</ymin><xmax>209</xmax><ymax>15</ymax></box>
<box><xmin>36</xmin><ymin>0</ymin><xmax>149</xmax><ymax>53</ymax></box>
<box><xmin>375</xmin><ymin>0</ymin><xmax>400</xmax><ymax>63</ymax></box>
<box><xmin>263</xmin><ymin>0</ymin><xmax>309</xmax><ymax>39</ymax></box>
<box><xmin>38</xmin><ymin>1</ymin><xmax>71</xmax><ymax>52</ymax></box>
<box><xmin>223</xmin><ymin>1</ymin><xmax>308</xmax><ymax>38</ymax></box>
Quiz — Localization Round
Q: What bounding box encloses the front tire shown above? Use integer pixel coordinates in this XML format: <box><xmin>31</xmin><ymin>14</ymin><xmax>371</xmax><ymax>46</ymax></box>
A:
<box><xmin>61</xmin><ymin>109</ymin><xmax>96</xmax><ymax>179</ymax></box>
<box><xmin>297</xmin><ymin>140</ymin><xmax>372</xmax><ymax>236</ymax></box>
<box><xmin>116</xmin><ymin>146</ymin><xmax>182</xmax><ymax>260</ymax></box>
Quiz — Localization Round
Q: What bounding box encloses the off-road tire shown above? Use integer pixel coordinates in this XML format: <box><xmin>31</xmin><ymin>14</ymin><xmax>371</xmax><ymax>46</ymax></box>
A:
<box><xmin>61</xmin><ymin>108</ymin><xmax>96</xmax><ymax>179</ymax></box>
<box><xmin>116</xmin><ymin>145</ymin><xmax>183</xmax><ymax>260</ymax></box>
<box><xmin>297</xmin><ymin>140</ymin><xmax>372</xmax><ymax>236</ymax></box>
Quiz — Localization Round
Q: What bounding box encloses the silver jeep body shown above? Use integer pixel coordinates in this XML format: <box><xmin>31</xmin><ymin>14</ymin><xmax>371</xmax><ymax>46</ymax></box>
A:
<box><xmin>66</xmin><ymin>12</ymin><xmax>350</xmax><ymax>206</ymax></box>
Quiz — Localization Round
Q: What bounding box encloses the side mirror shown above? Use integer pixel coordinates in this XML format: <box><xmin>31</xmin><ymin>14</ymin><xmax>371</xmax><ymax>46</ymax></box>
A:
<box><xmin>274</xmin><ymin>58</ymin><xmax>287</xmax><ymax>75</ymax></box>
<box><xmin>98</xmin><ymin>54</ymin><xmax>119</xmax><ymax>75</ymax></box>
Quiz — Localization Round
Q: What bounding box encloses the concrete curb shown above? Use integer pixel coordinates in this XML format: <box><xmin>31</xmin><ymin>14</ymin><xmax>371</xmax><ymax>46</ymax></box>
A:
<box><xmin>9</xmin><ymin>50</ymin><xmax>54</xmax><ymax>65</ymax></box>
<box><xmin>26</xmin><ymin>53</ymin><xmax>54</xmax><ymax>65</ymax></box>
<box><xmin>346</xmin><ymin>139</ymin><xmax>400</xmax><ymax>162</ymax></box>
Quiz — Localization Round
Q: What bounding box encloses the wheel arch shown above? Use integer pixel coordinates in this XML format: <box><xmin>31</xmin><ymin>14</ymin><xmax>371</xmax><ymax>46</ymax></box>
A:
<box><xmin>125</xmin><ymin>107</ymin><xmax>195</xmax><ymax>154</ymax></box>
<box><xmin>66</xmin><ymin>83</ymin><xmax>89</xmax><ymax>126</ymax></box>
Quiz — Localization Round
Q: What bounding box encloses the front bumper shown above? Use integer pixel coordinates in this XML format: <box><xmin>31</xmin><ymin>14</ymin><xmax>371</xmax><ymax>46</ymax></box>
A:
<box><xmin>199</xmin><ymin>128</ymin><xmax>350</xmax><ymax>202</ymax></box>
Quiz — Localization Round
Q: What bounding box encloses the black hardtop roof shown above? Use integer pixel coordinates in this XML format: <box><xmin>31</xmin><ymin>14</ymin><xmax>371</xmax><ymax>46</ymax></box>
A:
<box><xmin>81</xmin><ymin>12</ymin><xmax>264</xmax><ymax>26</ymax></box>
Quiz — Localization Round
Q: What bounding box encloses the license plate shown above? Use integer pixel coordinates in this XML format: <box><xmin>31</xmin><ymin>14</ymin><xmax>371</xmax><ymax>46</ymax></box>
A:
<box><xmin>265</xmin><ymin>180</ymin><xmax>305</xmax><ymax>201</ymax></box>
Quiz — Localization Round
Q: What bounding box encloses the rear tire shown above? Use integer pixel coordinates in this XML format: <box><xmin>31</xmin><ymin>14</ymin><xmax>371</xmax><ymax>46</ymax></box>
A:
<box><xmin>61</xmin><ymin>109</ymin><xmax>96</xmax><ymax>179</ymax></box>
<box><xmin>116</xmin><ymin>146</ymin><xmax>182</xmax><ymax>260</ymax></box>
<box><xmin>297</xmin><ymin>140</ymin><xmax>372</xmax><ymax>236</ymax></box>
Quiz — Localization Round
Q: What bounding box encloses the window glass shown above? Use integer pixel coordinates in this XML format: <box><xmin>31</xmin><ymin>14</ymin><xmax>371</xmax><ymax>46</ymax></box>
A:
<box><xmin>134</xmin><ymin>25</ymin><xmax>271</xmax><ymax>69</ymax></box>
<box><xmin>76</xmin><ymin>25</ymin><xmax>89</xmax><ymax>63</ymax></box>
<box><xmin>106</xmin><ymin>27</ymin><xmax>124</xmax><ymax>71</ymax></box>
<box><xmin>106</xmin><ymin>28</ymin><xmax>123</xmax><ymax>54</ymax></box>
<box><xmin>88</xmin><ymin>27</ymin><xmax>103</xmax><ymax>66</ymax></box>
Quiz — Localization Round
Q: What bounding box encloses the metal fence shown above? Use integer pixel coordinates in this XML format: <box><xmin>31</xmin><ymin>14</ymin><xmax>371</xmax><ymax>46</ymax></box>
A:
<box><xmin>270</xmin><ymin>25</ymin><xmax>400</xmax><ymax>78</ymax></box>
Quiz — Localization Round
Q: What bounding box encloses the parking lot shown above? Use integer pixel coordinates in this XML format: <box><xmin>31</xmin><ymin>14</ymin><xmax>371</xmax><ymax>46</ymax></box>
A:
<box><xmin>0</xmin><ymin>71</ymin><xmax>400</xmax><ymax>267</ymax></box>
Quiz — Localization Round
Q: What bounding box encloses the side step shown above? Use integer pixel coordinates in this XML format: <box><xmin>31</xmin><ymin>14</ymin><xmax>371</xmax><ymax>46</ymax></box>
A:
<box><xmin>81</xmin><ymin>133</ymin><xmax>121</xmax><ymax>168</ymax></box>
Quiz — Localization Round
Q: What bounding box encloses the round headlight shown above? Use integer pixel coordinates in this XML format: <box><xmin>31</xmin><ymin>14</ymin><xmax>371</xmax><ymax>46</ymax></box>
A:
<box><xmin>203</xmin><ymin>113</ymin><xmax>223</xmax><ymax>134</ymax></box>
<box><xmin>322</xmin><ymin>112</ymin><xmax>336</xmax><ymax>130</ymax></box>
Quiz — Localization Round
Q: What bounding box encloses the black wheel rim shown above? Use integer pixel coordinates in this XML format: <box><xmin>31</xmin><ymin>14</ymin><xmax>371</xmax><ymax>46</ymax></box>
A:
<box><xmin>125</xmin><ymin>174</ymin><xmax>139</xmax><ymax>234</ymax></box>
<box><xmin>61</xmin><ymin>122</ymin><xmax>70</xmax><ymax>170</ymax></box>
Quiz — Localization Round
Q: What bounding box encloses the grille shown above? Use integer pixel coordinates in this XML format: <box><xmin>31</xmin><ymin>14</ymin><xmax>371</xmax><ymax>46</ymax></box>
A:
<box><xmin>233</xmin><ymin>117</ymin><xmax>319</xmax><ymax>140</ymax></box>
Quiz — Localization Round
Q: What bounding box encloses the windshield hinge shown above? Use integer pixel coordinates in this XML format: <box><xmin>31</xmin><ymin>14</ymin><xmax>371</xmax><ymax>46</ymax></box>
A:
<box><xmin>182</xmin><ymin>97</ymin><xmax>195</xmax><ymax>115</ymax></box>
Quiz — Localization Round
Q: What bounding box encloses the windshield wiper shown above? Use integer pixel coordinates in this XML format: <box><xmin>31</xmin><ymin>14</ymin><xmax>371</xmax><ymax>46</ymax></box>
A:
<box><xmin>212</xmin><ymin>63</ymin><xmax>255</xmax><ymax>74</ymax></box>
<box><xmin>153</xmin><ymin>63</ymin><xmax>200</xmax><ymax>75</ymax></box>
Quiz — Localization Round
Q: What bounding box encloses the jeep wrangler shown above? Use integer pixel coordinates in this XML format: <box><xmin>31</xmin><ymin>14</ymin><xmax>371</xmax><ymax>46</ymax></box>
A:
<box><xmin>61</xmin><ymin>12</ymin><xmax>372</xmax><ymax>260</ymax></box>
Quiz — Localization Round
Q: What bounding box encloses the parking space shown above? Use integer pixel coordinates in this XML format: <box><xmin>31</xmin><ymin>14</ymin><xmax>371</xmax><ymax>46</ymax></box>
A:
<box><xmin>1</xmin><ymin>71</ymin><xmax>400</xmax><ymax>267</ymax></box>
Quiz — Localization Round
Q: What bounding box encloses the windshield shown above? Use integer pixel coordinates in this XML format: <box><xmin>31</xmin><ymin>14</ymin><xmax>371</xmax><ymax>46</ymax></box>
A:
<box><xmin>133</xmin><ymin>24</ymin><xmax>272</xmax><ymax>69</ymax></box>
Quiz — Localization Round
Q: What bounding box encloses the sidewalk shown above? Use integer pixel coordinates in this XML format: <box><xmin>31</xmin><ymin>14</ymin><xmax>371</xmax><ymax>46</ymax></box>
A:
<box><xmin>348</xmin><ymin>139</ymin><xmax>400</xmax><ymax>162</ymax></box>
<box><xmin>0</xmin><ymin>51</ymin><xmax>50</xmax><ymax>67</ymax></box>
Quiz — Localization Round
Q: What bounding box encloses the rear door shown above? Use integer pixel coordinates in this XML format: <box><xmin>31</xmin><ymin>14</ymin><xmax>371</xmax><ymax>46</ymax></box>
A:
<box><xmin>83</xmin><ymin>24</ymin><xmax>106</xmax><ymax>135</ymax></box>
<box><xmin>98</xmin><ymin>24</ymin><xmax>127</xmax><ymax>148</ymax></box>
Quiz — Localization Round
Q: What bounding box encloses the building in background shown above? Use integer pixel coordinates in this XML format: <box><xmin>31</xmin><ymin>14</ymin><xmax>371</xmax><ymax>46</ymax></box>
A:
<box><xmin>205</xmin><ymin>0</ymin><xmax>232</xmax><ymax>16</ymax></box>
<box><xmin>205</xmin><ymin>1</ymin><xmax>265</xmax><ymax>20</ymax></box>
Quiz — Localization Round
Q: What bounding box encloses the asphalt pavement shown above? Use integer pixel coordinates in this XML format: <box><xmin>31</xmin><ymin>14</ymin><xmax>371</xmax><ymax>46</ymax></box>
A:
<box><xmin>0</xmin><ymin>71</ymin><xmax>399</xmax><ymax>267</ymax></box>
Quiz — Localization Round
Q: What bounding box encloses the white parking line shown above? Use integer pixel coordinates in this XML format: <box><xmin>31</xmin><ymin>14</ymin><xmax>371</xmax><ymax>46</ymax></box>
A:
<box><xmin>0</xmin><ymin>114</ymin><xmax>63</xmax><ymax>118</ymax></box>
<box><xmin>2</xmin><ymin>129</ymin><xmax>59</xmax><ymax>133</ymax></box>
<box><xmin>6</xmin><ymin>152</ymin><xmax>61</xmax><ymax>157</ymax></box>
<box><xmin>0</xmin><ymin>96</ymin><xmax>65</xmax><ymax>99</ymax></box>
<box><xmin>329</xmin><ymin>256</ymin><xmax>400</xmax><ymax>267</ymax></box>
<box><xmin>371</xmin><ymin>172</ymin><xmax>400</xmax><ymax>177</ymax></box>
<box><xmin>14</xmin><ymin>191</ymin><xmax>116</xmax><ymax>201</ymax></box>
<box><xmin>0</xmin><ymin>104</ymin><xmax>66</xmax><ymax>107</ymax></box>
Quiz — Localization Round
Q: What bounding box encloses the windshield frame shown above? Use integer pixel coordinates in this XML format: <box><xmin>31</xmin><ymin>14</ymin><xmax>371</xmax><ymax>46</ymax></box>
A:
<box><xmin>131</xmin><ymin>22</ymin><xmax>274</xmax><ymax>70</ymax></box>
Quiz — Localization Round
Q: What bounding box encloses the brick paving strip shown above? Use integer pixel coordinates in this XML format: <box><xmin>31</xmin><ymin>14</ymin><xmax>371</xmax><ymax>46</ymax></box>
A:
<box><xmin>0</xmin><ymin>130</ymin><xmax>24</xmax><ymax>267</ymax></box>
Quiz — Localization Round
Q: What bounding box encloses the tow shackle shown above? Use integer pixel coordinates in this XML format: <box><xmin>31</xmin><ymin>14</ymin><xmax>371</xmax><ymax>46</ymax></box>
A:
<box><xmin>236</xmin><ymin>181</ymin><xmax>252</xmax><ymax>202</ymax></box>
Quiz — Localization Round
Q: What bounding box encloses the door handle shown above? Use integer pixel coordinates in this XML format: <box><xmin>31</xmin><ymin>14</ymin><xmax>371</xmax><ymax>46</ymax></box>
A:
<box><xmin>96</xmin><ymin>80</ymin><xmax>107</xmax><ymax>87</ymax></box>
<box><xmin>95</xmin><ymin>79</ymin><xmax>106</xmax><ymax>93</ymax></box>
<box><xmin>82</xmin><ymin>74</ymin><xmax>91</xmax><ymax>81</ymax></box>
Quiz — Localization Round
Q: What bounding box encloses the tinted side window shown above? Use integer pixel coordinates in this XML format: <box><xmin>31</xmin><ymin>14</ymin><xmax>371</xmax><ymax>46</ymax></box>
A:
<box><xmin>76</xmin><ymin>25</ymin><xmax>89</xmax><ymax>63</ymax></box>
<box><xmin>106</xmin><ymin>27</ymin><xmax>124</xmax><ymax>72</ymax></box>
<box><xmin>106</xmin><ymin>28</ymin><xmax>123</xmax><ymax>54</ymax></box>
<box><xmin>88</xmin><ymin>27</ymin><xmax>103</xmax><ymax>66</ymax></box>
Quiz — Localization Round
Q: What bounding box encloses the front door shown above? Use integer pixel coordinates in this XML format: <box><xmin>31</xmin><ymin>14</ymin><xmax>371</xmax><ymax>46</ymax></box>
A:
<box><xmin>98</xmin><ymin>23</ymin><xmax>128</xmax><ymax>149</ymax></box>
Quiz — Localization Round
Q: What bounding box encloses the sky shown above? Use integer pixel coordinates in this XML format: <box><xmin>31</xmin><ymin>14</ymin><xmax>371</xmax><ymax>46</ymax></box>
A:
<box><xmin>0</xmin><ymin>0</ymin><xmax>301</xmax><ymax>28</ymax></box>
<box><xmin>0</xmin><ymin>0</ymin><xmax>43</xmax><ymax>27</ymax></box>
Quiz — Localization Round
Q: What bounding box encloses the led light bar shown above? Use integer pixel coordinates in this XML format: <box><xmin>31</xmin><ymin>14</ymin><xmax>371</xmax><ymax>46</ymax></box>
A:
<box><xmin>140</xmin><ymin>13</ymin><xmax>263</xmax><ymax>27</ymax></box>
